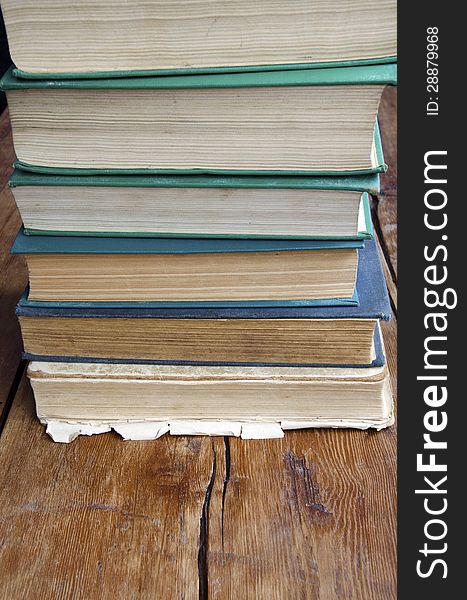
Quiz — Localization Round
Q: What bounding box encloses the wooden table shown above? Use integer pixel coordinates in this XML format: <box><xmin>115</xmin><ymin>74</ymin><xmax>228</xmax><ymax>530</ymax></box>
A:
<box><xmin>0</xmin><ymin>90</ymin><xmax>397</xmax><ymax>600</ymax></box>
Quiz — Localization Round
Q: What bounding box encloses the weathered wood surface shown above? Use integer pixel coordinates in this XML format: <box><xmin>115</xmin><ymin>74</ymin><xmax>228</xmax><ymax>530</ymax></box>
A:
<box><xmin>0</xmin><ymin>91</ymin><xmax>397</xmax><ymax>599</ymax></box>
<box><xmin>376</xmin><ymin>88</ymin><xmax>398</xmax><ymax>281</ymax></box>
<box><xmin>207</xmin><ymin>424</ymin><xmax>396</xmax><ymax>599</ymax></box>
<box><xmin>0</xmin><ymin>108</ymin><xmax>27</xmax><ymax>423</ymax></box>
<box><xmin>377</xmin><ymin>87</ymin><xmax>397</xmax><ymax>403</ymax></box>
<box><xmin>0</xmin><ymin>377</ymin><xmax>212</xmax><ymax>600</ymax></box>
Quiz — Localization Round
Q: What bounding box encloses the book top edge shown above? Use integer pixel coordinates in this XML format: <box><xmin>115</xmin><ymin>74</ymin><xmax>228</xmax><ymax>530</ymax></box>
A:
<box><xmin>1</xmin><ymin>62</ymin><xmax>397</xmax><ymax>90</ymax></box>
<box><xmin>15</xmin><ymin>239</ymin><xmax>392</xmax><ymax>320</ymax></box>
<box><xmin>12</xmin><ymin>56</ymin><xmax>397</xmax><ymax>81</ymax></box>
<box><xmin>9</xmin><ymin>167</ymin><xmax>380</xmax><ymax>194</ymax></box>
<box><xmin>11</xmin><ymin>227</ymin><xmax>365</xmax><ymax>254</ymax></box>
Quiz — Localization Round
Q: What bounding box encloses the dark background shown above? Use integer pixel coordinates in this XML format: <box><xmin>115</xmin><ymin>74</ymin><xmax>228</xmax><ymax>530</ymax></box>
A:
<box><xmin>398</xmin><ymin>2</ymin><xmax>462</xmax><ymax>597</ymax></box>
<box><xmin>0</xmin><ymin>9</ymin><xmax>12</xmax><ymax>112</ymax></box>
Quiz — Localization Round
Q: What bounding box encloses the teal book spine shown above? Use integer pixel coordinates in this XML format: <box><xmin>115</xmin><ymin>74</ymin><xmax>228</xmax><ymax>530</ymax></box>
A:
<box><xmin>0</xmin><ymin>63</ymin><xmax>397</xmax><ymax>91</ymax></box>
<box><xmin>16</xmin><ymin>240</ymin><xmax>390</xmax><ymax>317</ymax></box>
<box><xmin>9</xmin><ymin>168</ymin><xmax>381</xmax><ymax>194</ymax></box>
<box><xmin>13</xmin><ymin>57</ymin><xmax>397</xmax><ymax>81</ymax></box>
<box><xmin>11</xmin><ymin>227</ymin><xmax>364</xmax><ymax>254</ymax></box>
<box><xmin>12</xmin><ymin>231</ymin><xmax>365</xmax><ymax>309</ymax></box>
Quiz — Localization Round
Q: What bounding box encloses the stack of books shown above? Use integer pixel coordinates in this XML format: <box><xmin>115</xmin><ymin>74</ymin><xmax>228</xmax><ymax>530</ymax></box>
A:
<box><xmin>1</xmin><ymin>0</ymin><xmax>396</xmax><ymax>442</ymax></box>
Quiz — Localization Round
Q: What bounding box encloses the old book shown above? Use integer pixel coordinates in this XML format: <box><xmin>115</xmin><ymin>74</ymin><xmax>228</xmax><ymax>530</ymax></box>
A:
<box><xmin>2</xmin><ymin>0</ymin><xmax>397</xmax><ymax>78</ymax></box>
<box><xmin>17</xmin><ymin>240</ymin><xmax>391</xmax><ymax>366</ymax></box>
<box><xmin>10</xmin><ymin>168</ymin><xmax>377</xmax><ymax>240</ymax></box>
<box><xmin>12</xmin><ymin>231</ymin><xmax>362</xmax><ymax>303</ymax></box>
<box><xmin>0</xmin><ymin>64</ymin><xmax>395</xmax><ymax>176</ymax></box>
<box><xmin>28</xmin><ymin>361</ymin><xmax>394</xmax><ymax>443</ymax></box>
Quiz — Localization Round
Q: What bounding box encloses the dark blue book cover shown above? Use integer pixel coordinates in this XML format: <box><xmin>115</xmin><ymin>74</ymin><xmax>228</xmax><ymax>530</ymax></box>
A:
<box><xmin>21</xmin><ymin>325</ymin><xmax>386</xmax><ymax>369</ymax></box>
<box><xmin>13</xmin><ymin>228</ymin><xmax>365</xmax><ymax>308</ymax></box>
<box><xmin>18</xmin><ymin>239</ymin><xmax>390</xmax><ymax>367</ymax></box>
<box><xmin>17</xmin><ymin>238</ymin><xmax>388</xmax><ymax>316</ymax></box>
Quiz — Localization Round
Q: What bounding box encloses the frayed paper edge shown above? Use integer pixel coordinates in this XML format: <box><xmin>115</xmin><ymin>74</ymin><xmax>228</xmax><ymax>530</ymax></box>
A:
<box><xmin>43</xmin><ymin>416</ymin><xmax>393</xmax><ymax>443</ymax></box>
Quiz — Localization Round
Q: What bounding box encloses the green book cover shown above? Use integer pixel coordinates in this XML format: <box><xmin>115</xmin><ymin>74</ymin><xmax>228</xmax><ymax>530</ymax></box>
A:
<box><xmin>1</xmin><ymin>62</ymin><xmax>397</xmax><ymax>91</ymax></box>
<box><xmin>10</xmin><ymin>167</ymin><xmax>380</xmax><ymax>194</ymax></box>
<box><xmin>11</xmin><ymin>168</ymin><xmax>375</xmax><ymax>240</ymax></box>
<box><xmin>1</xmin><ymin>63</ymin><xmax>394</xmax><ymax>177</ymax></box>
<box><xmin>13</xmin><ymin>57</ymin><xmax>397</xmax><ymax>81</ymax></box>
<box><xmin>18</xmin><ymin>193</ymin><xmax>374</xmax><ymax>241</ymax></box>
<box><xmin>10</xmin><ymin>123</ymin><xmax>387</xmax><ymax>178</ymax></box>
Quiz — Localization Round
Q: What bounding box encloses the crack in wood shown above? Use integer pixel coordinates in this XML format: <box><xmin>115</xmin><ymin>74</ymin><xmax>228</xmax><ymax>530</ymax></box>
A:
<box><xmin>371</xmin><ymin>194</ymin><xmax>397</xmax><ymax>284</ymax></box>
<box><xmin>198</xmin><ymin>440</ymin><xmax>216</xmax><ymax>600</ymax></box>
<box><xmin>221</xmin><ymin>436</ymin><xmax>231</xmax><ymax>554</ymax></box>
<box><xmin>370</xmin><ymin>193</ymin><xmax>398</xmax><ymax>315</ymax></box>
<box><xmin>0</xmin><ymin>360</ymin><xmax>26</xmax><ymax>436</ymax></box>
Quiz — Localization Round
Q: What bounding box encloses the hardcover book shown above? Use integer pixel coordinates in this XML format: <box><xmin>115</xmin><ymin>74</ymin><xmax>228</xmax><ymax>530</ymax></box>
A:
<box><xmin>16</xmin><ymin>239</ymin><xmax>391</xmax><ymax>367</ymax></box>
<box><xmin>12</xmin><ymin>231</ymin><xmax>364</xmax><ymax>304</ymax></box>
<box><xmin>10</xmin><ymin>168</ymin><xmax>377</xmax><ymax>240</ymax></box>
<box><xmin>1</xmin><ymin>64</ymin><xmax>396</xmax><ymax>176</ymax></box>
<box><xmin>2</xmin><ymin>0</ymin><xmax>397</xmax><ymax>79</ymax></box>
<box><xmin>28</xmin><ymin>361</ymin><xmax>394</xmax><ymax>443</ymax></box>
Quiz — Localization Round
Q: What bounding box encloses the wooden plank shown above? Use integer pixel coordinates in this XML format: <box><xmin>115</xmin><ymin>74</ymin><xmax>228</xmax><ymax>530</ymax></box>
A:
<box><xmin>206</xmin><ymin>422</ymin><xmax>396</xmax><ymax>599</ymax></box>
<box><xmin>0</xmin><ymin>108</ymin><xmax>28</xmax><ymax>419</ymax></box>
<box><xmin>379</xmin><ymin>88</ymin><xmax>397</xmax><ymax>198</ymax></box>
<box><xmin>376</xmin><ymin>87</ymin><xmax>397</xmax><ymax>280</ymax></box>
<box><xmin>204</xmin><ymin>277</ymin><xmax>397</xmax><ymax>599</ymax></box>
<box><xmin>0</xmin><ymin>375</ymin><xmax>215</xmax><ymax>599</ymax></box>
<box><xmin>0</xmin><ymin>108</ymin><xmax>15</xmax><ymax>187</ymax></box>
<box><xmin>376</xmin><ymin>233</ymin><xmax>397</xmax><ymax>311</ymax></box>
<box><xmin>206</xmin><ymin>297</ymin><xmax>396</xmax><ymax>599</ymax></box>
<box><xmin>381</xmin><ymin>318</ymin><xmax>397</xmax><ymax>414</ymax></box>
<box><xmin>376</xmin><ymin>86</ymin><xmax>397</xmax><ymax>406</ymax></box>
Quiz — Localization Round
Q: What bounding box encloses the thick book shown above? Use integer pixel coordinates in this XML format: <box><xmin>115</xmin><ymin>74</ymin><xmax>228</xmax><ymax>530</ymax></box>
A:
<box><xmin>12</xmin><ymin>230</ymin><xmax>364</xmax><ymax>304</ymax></box>
<box><xmin>0</xmin><ymin>63</ymin><xmax>396</xmax><ymax>176</ymax></box>
<box><xmin>2</xmin><ymin>0</ymin><xmax>396</xmax><ymax>79</ymax></box>
<box><xmin>28</xmin><ymin>361</ymin><xmax>394</xmax><ymax>443</ymax></box>
<box><xmin>17</xmin><ymin>239</ymin><xmax>391</xmax><ymax>367</ymax></box>
<box><xmin>10</xmin><ymin>168</ymin><xmax>377</xmax><ymax>240</ymax></box>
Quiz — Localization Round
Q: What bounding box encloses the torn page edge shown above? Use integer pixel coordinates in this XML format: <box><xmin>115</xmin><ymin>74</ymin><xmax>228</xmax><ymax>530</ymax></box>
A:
<box><xmin>45</xmin><ymin>421</ymin><xmax>112</xmax><ymax>443</ymax></box>
<box><xmin>240</xmin><ymin>422</ymin><xmax>284</xmax><ymax>439</ymax></box>
<box><xmin>112</xmin><ymin>422</ymin><xmax>169</xmax><ymax>441</ymax></box>
<box><xmin>42</xmin><ymin>416</ymin><xmax>393</xmax><ymax>443</ymax></box>
<box><xmin>169</xmin><ymin>421</ymin><xmax>242</xmax><ymax>436</ymax></box>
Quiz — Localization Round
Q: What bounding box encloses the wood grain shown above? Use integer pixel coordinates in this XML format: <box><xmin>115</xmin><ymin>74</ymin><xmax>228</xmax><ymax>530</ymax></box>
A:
<box><xmin>0</xmin><ymin>376</ymin><xmax>214</xmax><ymax>599</ymax></box>
<box><xmin>0</xmin><ymin>108</ymin><xmax>15</xmax><ymax>186</ymax></box>
<box><xmin>377</xmin><ymin>86</ymin><xmax>397</xmax><ymax>413</ymax></box>
<box><xmin>0</xmin><ymin>108</ymin><xmax>27</xmax><ymax>420</ymax></box>
<box><xmin>207</xmin><ymin>426</ymin><xmax>396</xmax><ymax>600</ymax></box>
<box><xmin>376</xmin><ymin>234</ymin><xmax>397</xmax><ymax>310</ymax></box>
<box><xmin>376</xmin><ymin>87</ymin><xmax>397</xmax><ymax>281</ymax></box>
